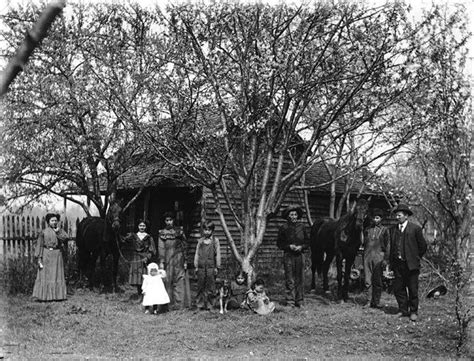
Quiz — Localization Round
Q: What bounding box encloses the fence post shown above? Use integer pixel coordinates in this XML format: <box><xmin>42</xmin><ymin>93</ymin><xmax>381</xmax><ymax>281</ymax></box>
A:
<box><xmin>16</xmin><ymin>215</ymin><xmax>20</xmax><ymax>238</ymax></box>
<box><xmin>6</xmin><ymin>215</ymin><xmax>11</xmax><ymax>239</ymax></box>
<box><xmin>15</xmin><ymin>215</ymin><xmax>20</xmax><ymax>256</ymax></box>
<box><xmin>1</xmin><ymin>215</ymin><xmax>4</xmax><ymax>264</ymax></box>
<box><xmin>36</xmin><ymin>217</ymin><xmax>41</xmax><ymax>238</ymax></box>
<box><xmin>26</xmin><ymin>215</ymin><xmax>31</xmax><ymax>238</ymax></box>
<box><xmin>64</xmin><ymin>217</ymin><xmax>69</xmax><ymax>236</ymax></box>
<box><xmin>21</xmin><ymin>216</ymin><xmax>25</xmax><ymax>237</ymax></box>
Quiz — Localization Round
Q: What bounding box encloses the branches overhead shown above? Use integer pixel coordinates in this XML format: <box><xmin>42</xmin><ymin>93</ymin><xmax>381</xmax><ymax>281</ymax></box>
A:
<box><xmin>1</xmin><ymin>2</ymin><xmax>468</xmax><ymax>270</ymax></box>
<box><xmin>152</xmin><ymin>3</ymin><xmax>440</xmax><ymax>210</ymax></box>
<box><xmin>387</xmin><ymin>4</ymin><xmax>471</xmax><ymax>269</ymax></box>
<box><xmin>0</xmin><ymin>0</ymin><xmax>66</xmax><ymax>96</ymax></box>
<box><xmin>0</xmin><ymin>2</ymin><xmax>165</xmax><ymax>215</ymax></box>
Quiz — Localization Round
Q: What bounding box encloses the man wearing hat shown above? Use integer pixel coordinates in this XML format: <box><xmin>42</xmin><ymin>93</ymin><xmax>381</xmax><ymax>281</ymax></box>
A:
<box><xmin>363</xmin><ymin>208</ymin><xmax>390</xmax><ymax>309</ymax></box>
<box><xmin>388</xmin><ymin>203</ymin><xmax>427</xmax><ymax>321</ymax></box>
<box><xmin>277</xmin><ymin>205</ymin><xmax>309</xmax><ymax>308</ymax></box>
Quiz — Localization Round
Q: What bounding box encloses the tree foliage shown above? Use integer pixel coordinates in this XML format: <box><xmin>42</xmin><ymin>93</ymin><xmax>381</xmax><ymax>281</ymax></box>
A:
<box><xmin>0</xmin><ymin>3</ymin><xmax>163</xmax><ymax>216</ymax></box>
<box><xmin>0</xmin><ymin>2</ymin><xmax>467</xmax><ymax>281</ymax></box>
<box><xmin>135</xmin><ymin>2</ymin><xmax>447</xmax><ymax>276</ymax></box>
<box><xmin>386</xmin><ymin>4</ymin><xmax>471</xmax><ymax>352</ymax></box>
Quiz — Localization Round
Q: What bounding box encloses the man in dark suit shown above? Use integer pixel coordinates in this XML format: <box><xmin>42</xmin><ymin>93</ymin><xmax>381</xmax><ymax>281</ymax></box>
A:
<box><xmin>389</xmin><ymin>203</ymin><xmax>427</xmax><ymax>322</ymax></box>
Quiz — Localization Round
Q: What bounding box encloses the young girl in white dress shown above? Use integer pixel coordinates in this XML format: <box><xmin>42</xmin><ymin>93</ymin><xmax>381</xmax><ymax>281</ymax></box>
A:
<box><xmin>142</xmin><ymin>262</ymin><xmax>170</xmax><ymax>314</ymax></box>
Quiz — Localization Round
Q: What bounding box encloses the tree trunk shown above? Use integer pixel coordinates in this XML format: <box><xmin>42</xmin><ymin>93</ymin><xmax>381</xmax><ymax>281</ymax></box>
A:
<box><xmin>329</xmin><ymin>181</ymin><xmax>336</xmax><ymax>218</ymax></box>
<box><xmin>241</xmin><ymin>254</ymin><xmax>255</xmax><ymax>286</ymax></box>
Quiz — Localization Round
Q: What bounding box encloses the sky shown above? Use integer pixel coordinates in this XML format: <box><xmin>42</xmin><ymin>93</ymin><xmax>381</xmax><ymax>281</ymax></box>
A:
<box><xmin>1</xmin><ymin>0</ymin><xmax>473</xmax><ymax>63</ymax></box>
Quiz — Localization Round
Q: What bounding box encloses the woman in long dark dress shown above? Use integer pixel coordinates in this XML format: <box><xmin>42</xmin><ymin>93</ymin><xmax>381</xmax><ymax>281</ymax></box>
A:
<box><xmin>32</xmin><ymin>213</ymin><xmax>68</xmax><ymax>301</ymax></box>
<box><xmin>127</xmin><ymin>219</ymin><xmax>156</xmax><ymax>297</ymax></box>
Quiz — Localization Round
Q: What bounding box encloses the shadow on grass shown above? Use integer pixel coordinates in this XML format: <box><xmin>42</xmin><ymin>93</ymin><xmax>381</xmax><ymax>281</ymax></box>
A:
<box><xmin>384</xmin><ymin>305</ymin><xmax>400</xmax><ymax>315</ymax></box>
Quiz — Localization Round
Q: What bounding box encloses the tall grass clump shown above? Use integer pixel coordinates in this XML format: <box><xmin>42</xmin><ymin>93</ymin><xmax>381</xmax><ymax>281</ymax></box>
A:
<box><xmin>3</xmin><ymin>246</ymin><xmax>80</xmax><ymax>295</ymax></box>
<box><xmin>3</xmin><ymin>255</ymin><xmax>37</xmax><ymax>295</ymax></box>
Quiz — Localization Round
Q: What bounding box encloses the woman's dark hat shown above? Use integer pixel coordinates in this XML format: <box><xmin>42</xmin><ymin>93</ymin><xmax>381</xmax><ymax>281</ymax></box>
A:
<box><xmin>45</xmin><ymin>213</ymin><xmax>60</xmax><ymax>223</ymax></box>
<box><xmin>282</xmin><ymin>205</ymin><xmax>303</xmax><ymax>219</ymax></box>
<box><xmin>393</xmin><ymin>203</ymin><xmax>413</xmax><ymax>216</ymax></box>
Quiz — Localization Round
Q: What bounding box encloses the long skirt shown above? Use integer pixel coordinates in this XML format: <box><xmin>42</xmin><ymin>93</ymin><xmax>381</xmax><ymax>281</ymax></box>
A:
<box><xmin>32</xmin><ymin>249</ymin><xmax>67</xmax><ymax>301</ymax></box>
<box><xmin>129</xmin><ymin>254</ymin><xmax>147</xmax><ymax>286</ymax></box>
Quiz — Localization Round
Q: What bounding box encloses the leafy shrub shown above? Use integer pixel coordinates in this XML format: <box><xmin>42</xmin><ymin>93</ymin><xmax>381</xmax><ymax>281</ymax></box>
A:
<box><xmin>3</xmin><ymin>255</ymin><xmax>37</xmax><ymax>295</ymax></box>
<box><xmin>2</xmin><ymin>247</ymin><xmax>81</xmax><ymax>295</ymax></box>
<box><xmin>63</xmin><ymin>245</ymin><xmax>79</xmax><ymax>284</ymax></box>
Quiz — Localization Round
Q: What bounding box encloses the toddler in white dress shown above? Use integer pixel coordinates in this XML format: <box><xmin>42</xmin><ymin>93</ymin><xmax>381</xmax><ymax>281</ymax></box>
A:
<box><xmin>142</xmin><ymin>262</ymin><xmax>170</xmax><ymax>314</ymax></box>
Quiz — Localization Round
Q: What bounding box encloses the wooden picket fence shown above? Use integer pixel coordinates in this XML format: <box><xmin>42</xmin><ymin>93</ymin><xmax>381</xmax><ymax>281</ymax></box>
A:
<box><xmin>0</xmin><ymin>213</ymin><xmax>81</xmax><ymax>263</ymax></box>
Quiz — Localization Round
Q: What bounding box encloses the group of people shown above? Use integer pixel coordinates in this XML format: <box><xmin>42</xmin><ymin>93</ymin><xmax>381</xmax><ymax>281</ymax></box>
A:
<box><xmin>32</xmin><ymin>202</ymin><xmax>427</xmax><ymax>322</ymax></box>
<box><xmin>125</xmin><ymin>214</ymin><xmax>276</xmax><ymax>315</ymax></box>
<box><xmin>360</xmin><ymin>203</ymin><xmax>427</xmax><ymax>322</ymax></box>
<box><xmin>276</xmin><ymin>203</ymin><xmax>427</xmax><ymax>322</ymax></box>
<box><xmin>31</xmin><ymin>211</ymin><xmax>274</xmax><ymax>315</ymax></box>
<box><xmin>126</xmin><ymin>212</ymin><xmax>189</xmax><ymax>311</ymax></box>
<box><xmin>125</xmin><ymin>213</ymin><xmax>219</xmax><ymax>313</ymax></box>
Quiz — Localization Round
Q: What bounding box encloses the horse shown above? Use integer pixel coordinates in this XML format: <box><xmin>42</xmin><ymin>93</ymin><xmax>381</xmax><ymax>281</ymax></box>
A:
<box><xmin>76</xmin><ymin>201</ymin><xmax>123</xmax><ymax>292</ymax></box>
<box><xmin>310</xmin><ymin>199</ymin><xmax>369</xmax><ymax>301</ymax></box>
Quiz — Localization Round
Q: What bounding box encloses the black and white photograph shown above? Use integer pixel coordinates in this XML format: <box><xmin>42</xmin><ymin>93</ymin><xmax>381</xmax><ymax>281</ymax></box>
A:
<box><xmin>0</xmin><ymin>0</ymin><xmax>472</xmax><ymax>359</ymax></box>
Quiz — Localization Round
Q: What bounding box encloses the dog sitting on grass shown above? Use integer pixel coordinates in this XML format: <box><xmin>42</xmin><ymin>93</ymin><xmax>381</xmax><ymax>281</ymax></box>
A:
<box><xmin>217</xmin><ymin>279</ymin><xmax>231</xmax><ymax>314</ymax></box>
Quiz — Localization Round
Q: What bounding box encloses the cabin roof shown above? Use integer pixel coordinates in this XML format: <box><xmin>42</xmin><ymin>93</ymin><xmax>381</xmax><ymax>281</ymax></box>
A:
<box><xmin>110</xmin><ymin>160</ymin><xmax>386</xmax><ymax>197</ymax></box>
<box><xmin>111</xmin><ymin>162</ymin><xmax>190</xmax><ymax>191</ymax></box>
<box><xmin>304</xmin><ymin>162</ymin><xmax>387</xmax><ymax>196</ymax></box>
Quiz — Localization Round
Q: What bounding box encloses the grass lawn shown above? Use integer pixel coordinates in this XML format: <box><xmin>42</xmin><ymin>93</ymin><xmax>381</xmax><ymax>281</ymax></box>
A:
<box><xmin>1</xmin><ymin>276</ymin><xmax>463</xmax><ymax>360</ymax></box>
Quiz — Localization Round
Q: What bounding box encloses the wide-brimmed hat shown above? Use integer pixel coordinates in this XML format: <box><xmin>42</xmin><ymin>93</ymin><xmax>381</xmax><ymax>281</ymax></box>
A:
<box><xmin>372</xmin><ymin>208</ymin><xmax>384</xmax><ymax>217</ymax></box>
<box><xmin>282</xmin><ymin>205</ymin><xmax>303</xmax><ymax>220</ymax></box>
<box><xmin>393</xmin><ymin>203</ymin><xmax>413</xmax><ymax>216</ymax></box>
<box><xmin>45</xmin><ymin>213</ymin><xmax>60</xmax><ymax>223</ymax></box>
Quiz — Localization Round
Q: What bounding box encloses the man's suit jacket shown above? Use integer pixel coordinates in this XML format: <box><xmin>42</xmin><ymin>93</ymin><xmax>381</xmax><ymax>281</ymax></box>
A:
<box><xmin>389</xmin><ymin>221</ymin><xmax>427</xmax><ymax>271</ymax></box>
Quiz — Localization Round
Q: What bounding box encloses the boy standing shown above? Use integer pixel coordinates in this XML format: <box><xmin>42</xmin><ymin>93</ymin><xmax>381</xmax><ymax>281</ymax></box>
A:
<box><xmin>363</xmin><ymin>208</ymin><xmax>389</xmax><ymax>308</ymax></box>
<box><xmin>194</xmin><ymin>221</ymin><xmax>221</xmax><ymax>310</ymax></box>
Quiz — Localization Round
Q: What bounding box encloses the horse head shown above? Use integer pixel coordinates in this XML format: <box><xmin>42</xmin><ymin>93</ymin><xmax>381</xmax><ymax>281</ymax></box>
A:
<box><xmin>106</xmin><ymin>200</ymin><xmax>122</xmax><ymax>234</ymax></box>
<box><xmin>352</xmin><ymin>198</ymin><xmax>369</xmax><ymax>232</ymax></box>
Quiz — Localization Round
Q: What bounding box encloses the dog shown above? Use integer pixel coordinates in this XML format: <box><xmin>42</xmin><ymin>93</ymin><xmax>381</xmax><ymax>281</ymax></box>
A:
<box><xmin>217</xmin><ymin>279</ymin><xmax>231</xmax><ymax>314</ymax></box>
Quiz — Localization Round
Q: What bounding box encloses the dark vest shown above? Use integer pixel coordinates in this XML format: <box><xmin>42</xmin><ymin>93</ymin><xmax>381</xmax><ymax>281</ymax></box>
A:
<box><xmin>393</xmin><ymin>227</ymin><xmax>406</xmax><ymax>261</ymax></box>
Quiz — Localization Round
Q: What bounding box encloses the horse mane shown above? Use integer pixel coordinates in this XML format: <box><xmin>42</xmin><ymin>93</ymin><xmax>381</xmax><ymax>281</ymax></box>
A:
<box><xmin>333</xmin><ymin>205</ymin><xmax>365</xmax><ymax>247</ymax></box>
<box><xmin>335</xmin><ymin>209</ymin><xmax>354</xmax><ymax>231</ymax></box>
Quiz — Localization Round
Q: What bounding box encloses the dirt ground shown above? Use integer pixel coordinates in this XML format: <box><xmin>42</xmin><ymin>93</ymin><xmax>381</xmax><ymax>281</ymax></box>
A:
<box><xmin>1</xmin><ymin>276</ymin><xmax>466</xmax><ymax>360</ymax></box>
